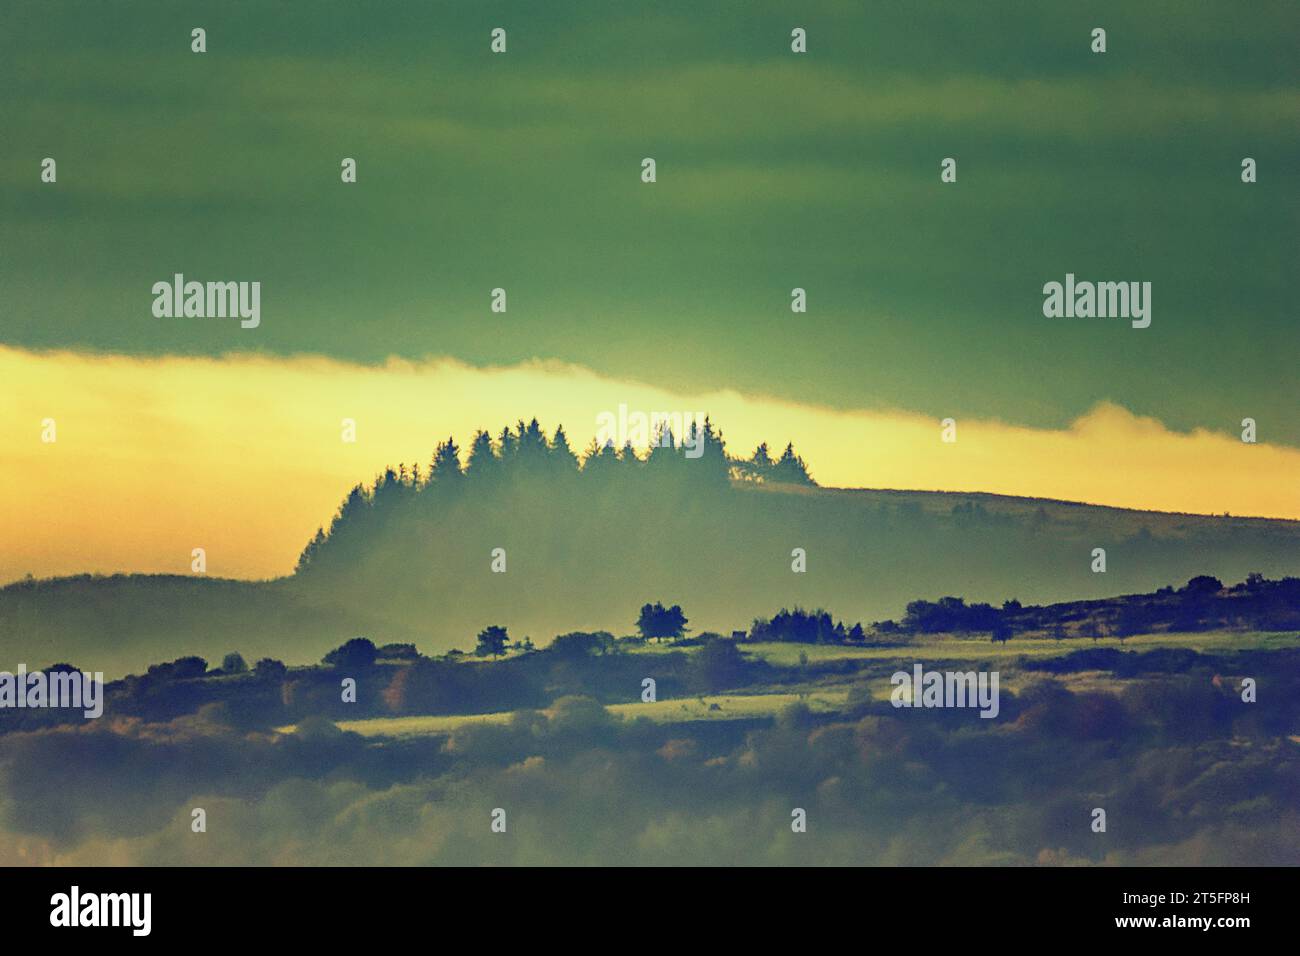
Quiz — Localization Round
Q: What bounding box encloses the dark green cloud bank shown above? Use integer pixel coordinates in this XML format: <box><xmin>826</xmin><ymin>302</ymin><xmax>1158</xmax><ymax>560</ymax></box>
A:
<box><xmin>2</xmin><ymin>1</ymin><xmax>1296</xmax><ymax>442</ymax></box>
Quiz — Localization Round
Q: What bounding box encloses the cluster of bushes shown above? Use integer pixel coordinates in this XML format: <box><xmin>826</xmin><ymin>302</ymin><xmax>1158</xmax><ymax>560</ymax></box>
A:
<box><xmin>899</xmin><ymin>596</ymin><xmax>1005</xmax><ymax>634</ymax></box>
<box><xmin>871</xmin><ymin>574</ymin><xmax>1300</xmax><ymax>639</ymax></box>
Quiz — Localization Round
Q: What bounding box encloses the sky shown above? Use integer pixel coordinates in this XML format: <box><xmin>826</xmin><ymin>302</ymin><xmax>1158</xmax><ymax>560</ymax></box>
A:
<box><xmin>1</xmin><ymin>1</ymin><xmax>1296</xmax><ymax>581</ymax></box>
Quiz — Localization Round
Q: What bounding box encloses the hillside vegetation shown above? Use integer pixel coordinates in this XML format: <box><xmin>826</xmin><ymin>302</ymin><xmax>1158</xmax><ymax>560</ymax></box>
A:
<box><xmin>3</xmin><ymin>418</ymin><xmax>1298</xmax><ymax>677</ymax></box>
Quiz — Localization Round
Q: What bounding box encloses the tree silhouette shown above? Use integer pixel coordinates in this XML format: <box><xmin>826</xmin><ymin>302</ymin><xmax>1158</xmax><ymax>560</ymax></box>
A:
<box><xmin>617</xmin><ymin>441</ymin><xmax>641</xmax><ymax>469</ymax></box>
<box><xmin>295</xmin><ymin>526</ymin><xmax>327</xmax><ymax>572</ymax></box>
<box><xmin>771</xmin><ymin>442</ymin><xmax>814</xmax><ymax>485</ymax></box>
<box><xmin>429</xmin><ymin>437</ymin><xmax>463</xmax><ymax>485</ymax></box>
<box><xmin>295</xmin><ymin>417</ymin><xmax>820</xmax><ymax>572</ymax></box>
<box><xmin>466</xmin><ymin>429</ymin><xmax>498</xmax><ymax>481</ymax></box>
<box><xmin>645</xmin><ymin>422</ymin><xmax>681</xmax><ymax>474</ymax></box>
<box><xmin>692</xmin><ymin>417</ymin><xmax>732</xmax><ymax>486</ymax></box>
<box><xmin>580</xmin><ymin>438</ymin><xmax>620</xmax><ymax>481</ymax></box>
<box><xmin>497</xmin><ymin>425</ymin><xmax>518</xmax><ymax>463</ymax></box>
<box><xmin>636</xmin><ymin>602</ymin><xmax>688</xmax><ymax>642</ymax></box>
<box><xmin>518</xmin><ymin>418</ymin><xmax>548</xmax><ymax>470</ymax></box>
<box><xmin>548</xmin><ymin>425</ymin><xmax>579</xmax><ymax>475</ymax></box>
<box><xmin>475</xmin><ymin>625</ymin><xmax>510</xmax><ymax>658</ymax></box>
<box><xmin>323</xmin><ymin>637</ymin><xmax>377</xmax><ymax>669</ymax></box>
<box><xmin>253</xmin><ymin>658</ymin><xmax>287</xmax><ymax>680</ymax></box>
<box><xmin>750</xmin><ymin>607</ymin><xmax>853</xmax><ymax>644</ymax></box>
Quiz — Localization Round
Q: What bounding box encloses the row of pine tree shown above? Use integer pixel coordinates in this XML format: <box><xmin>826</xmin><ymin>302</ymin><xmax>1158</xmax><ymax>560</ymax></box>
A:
<box><xmin>296</xmin><ymin>418</ymin><xmax>813</xmax><ymax>572</ymax></box>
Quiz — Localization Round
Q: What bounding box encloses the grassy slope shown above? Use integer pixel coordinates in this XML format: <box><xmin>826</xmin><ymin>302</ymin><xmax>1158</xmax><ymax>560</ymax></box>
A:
<box><xmin>5</xmin><ymin>481</ymin><xmax>1298</xmax><ymax>677</ymax></box>
<box><xmin>281</xmin><ymin>629</ymin><xmax>1298</xmax><ymax>738</ymax></box>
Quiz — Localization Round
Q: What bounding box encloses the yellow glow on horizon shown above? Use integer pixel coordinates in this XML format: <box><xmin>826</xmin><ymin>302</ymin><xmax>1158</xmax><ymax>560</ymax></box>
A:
<box><xmin>1</xmin><ymin>345</ymin><xmax>1295</xmax><ymax>582</ymax></box>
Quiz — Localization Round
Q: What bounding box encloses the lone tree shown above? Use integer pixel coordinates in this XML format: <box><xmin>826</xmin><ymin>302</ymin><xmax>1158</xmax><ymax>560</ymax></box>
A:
<box><xmin>475</xmin><ymin>625</ymin><xmax>510</xmax><ymax>658</ymax></box>
<box><xmin>323</xmin><ymin>637</ymin><xmax>378</xmax><ymax>669</ymax></box>
<box><xmin>636</xmin><ymin>602</ymin><xmax>688</xmax><ymax>642</ymax></box>
<box><xmin>221</xmin><ymin>652</ymin><xmax>248</xmax><ymax>674</ymax></box>
<box><xmin>1183</xmin><ymin>575</ymin><xmax>1224</xmax><ymax>596</ymax></box>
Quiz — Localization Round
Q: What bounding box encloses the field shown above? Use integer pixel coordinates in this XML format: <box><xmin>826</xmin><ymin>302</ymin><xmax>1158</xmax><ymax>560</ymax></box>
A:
<box><xmin>9</xmin><ymin>616</ymin><xmax>1300</xmax><ymax>866</ymax></box>
<box><xmin>743</xmin><ymin>630</ymin><xmax>1300</xmax><ymax>666</ymax></box>
<box><xmin>279</xmin><ymin>629</ymin><xmax>1298</xmax><ymax>739</ymax></box>
<box><xmin>300</xmin><ymin>690</ymin><xmax>850</xmax><ymax>739</ymax></box>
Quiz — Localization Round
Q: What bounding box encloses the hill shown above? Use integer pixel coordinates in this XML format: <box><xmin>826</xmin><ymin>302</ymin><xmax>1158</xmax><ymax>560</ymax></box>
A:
<box><xmin>3</xmin><ymin>473</ymin><xmax>1297</xmax><ymax>678</ymax></box>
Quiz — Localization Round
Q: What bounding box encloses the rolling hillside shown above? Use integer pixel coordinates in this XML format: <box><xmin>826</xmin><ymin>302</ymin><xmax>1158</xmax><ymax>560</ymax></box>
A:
<box><xmin>3</xmin><ymin>480</ymin><xmax>1298</xmax><ymax>678</ymax></box>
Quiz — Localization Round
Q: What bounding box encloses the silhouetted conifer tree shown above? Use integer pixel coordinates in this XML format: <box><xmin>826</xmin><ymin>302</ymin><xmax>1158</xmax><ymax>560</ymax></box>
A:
<box><xmin>771</xmin><ymin>442</ymin><xmax>813</xmax><ymax>485</ymax></box>
<box><xmin>548</xmin><ymin>425</ymin><xmax>579</xmax><ymax>476</ymax></box>
<box><xmin>466</xmin><ymin>430</ymin><xmax>498</xmax><ymax>482</ymax></box>
<box><xmin>430</xmin><ymin>437</ymin><xmax>463</xmax><ymax>485</ymax></box>
<box><xmin>498</xmin><ymin>425</ymin><xmax>517</xmax><ymax>463</ymax></box>
<box><xmin>295</xmin><ymin>527</ymin><xmax>327</xmax><ymax>572</ymax></box>
<box><xmin>581</xmin><ymin>439</ymin><xmax>620</xmax><ymax>481</ymax></box>
<box><xmin>617</xmin><ymin>441</ymin><xmax>641</xmax><ymax>470</ymax></box>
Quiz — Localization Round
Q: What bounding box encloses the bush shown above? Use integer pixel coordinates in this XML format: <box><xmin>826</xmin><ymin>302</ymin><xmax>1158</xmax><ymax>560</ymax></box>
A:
<box><xmin>146</xmin><ymin>656</ymin><xmax>208</xmax><ymax>680</ymax></box>
<box><xmin>690</xmin><ymin>639</ymin><xmax>747</xmax><ymax>693</ymax></box>
<box><xmin>549</xmin><ymin>695</ymin><xmax>616</xmax><ymax>736</ymax></box>
<box><xmin>253</xmin><ymin>658</ymin><xmax>288</xmax><ymax>680</ymax></box>
<box><xmin>323</xmin><ymin>637</ymin><xmax>377</xmax><ymax>669</ymax></box>
<box><xmin>549</xmin><ymin>631</ymin><xmax>614</xmax><ymax>659</ymax></box>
